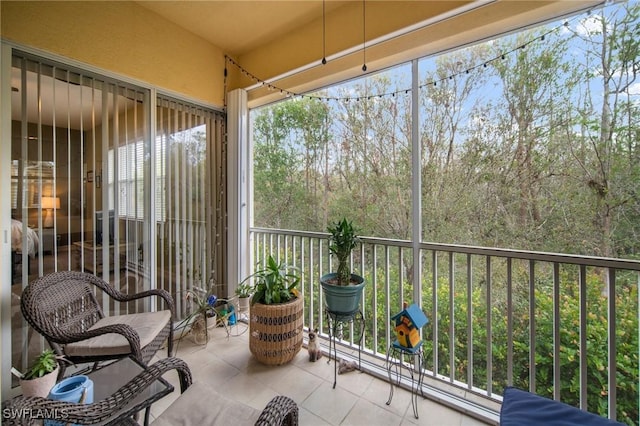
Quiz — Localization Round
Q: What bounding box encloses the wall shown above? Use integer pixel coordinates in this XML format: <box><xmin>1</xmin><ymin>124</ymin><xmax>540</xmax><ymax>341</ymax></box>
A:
<box><xmin>1</xmin><ymin>1</ymin><xmax>226</xmax><ymax>108</ymax></box>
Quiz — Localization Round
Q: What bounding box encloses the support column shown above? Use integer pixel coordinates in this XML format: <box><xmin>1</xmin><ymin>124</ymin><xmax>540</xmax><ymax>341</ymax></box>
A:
<box><xmin>226</xmin><ymin>89</ymin><xmax>250</xmax><ymax>296</ymax></box>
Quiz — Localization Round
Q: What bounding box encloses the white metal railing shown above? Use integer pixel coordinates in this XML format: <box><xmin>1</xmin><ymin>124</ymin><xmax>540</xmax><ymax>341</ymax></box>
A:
<box><xmin>250</xmin><ymin>227</ymin><xmax>640</xmax><ymax>425</ymax></box>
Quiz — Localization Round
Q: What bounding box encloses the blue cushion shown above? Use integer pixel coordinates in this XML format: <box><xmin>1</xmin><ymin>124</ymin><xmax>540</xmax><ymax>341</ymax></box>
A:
<box><xmin>500</xmin><ymin>387</ymin><xmax>625</xmax><ymax>426</ymax></box>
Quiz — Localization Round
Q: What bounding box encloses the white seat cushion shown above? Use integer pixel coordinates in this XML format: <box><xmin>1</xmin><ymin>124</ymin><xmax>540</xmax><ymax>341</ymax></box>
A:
<box><xmin>151</xmin><ymin>381</ymin><xmax>261</xmax><ymax>426</ymax></box>
<box><xmin>65</xmin><ymin>310</ymin><xmax>171</xmax><ymax>357</ymax></box>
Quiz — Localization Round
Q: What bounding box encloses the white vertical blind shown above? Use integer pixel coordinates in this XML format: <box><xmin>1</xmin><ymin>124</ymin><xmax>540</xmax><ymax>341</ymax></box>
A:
<box><xmin>156</xmin><ymin>96</ymin><xmax>226</xmax><ymax>319</ymax></box>
<box><xmin>8</xmin><ymin>52</ymin><xmax>151</xmax><ymax>388</ymax></box>
<box><xmin>7</xmin><ymin>51</ymin><xmax>226</xmax><ymax>393</ymax></box>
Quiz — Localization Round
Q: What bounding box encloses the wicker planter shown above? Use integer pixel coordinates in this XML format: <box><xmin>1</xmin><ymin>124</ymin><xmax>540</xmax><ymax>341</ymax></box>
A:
<box><xmin>249</xmin><ymin>296</ymin><xmax>304</xmax><ymax>365</ymax></box>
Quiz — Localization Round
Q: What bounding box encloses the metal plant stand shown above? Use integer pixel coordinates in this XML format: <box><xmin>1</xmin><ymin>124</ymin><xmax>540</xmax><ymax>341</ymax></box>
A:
<box><xmin>386</xmin><ymin>341</ymin><xmax>425</xmax><ymax>419</ymax></box>
<box><xmin>325</xmin><ymin>309</ymin><xmax>365</xmax><ymax>389</ymax></box>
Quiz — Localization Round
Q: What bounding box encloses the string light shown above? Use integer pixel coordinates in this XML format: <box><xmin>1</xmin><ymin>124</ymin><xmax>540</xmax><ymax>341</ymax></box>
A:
<box><xmin>225</xmin><ymin>9</ymin><xmax>590</xmax><ymax>103</ymax></box>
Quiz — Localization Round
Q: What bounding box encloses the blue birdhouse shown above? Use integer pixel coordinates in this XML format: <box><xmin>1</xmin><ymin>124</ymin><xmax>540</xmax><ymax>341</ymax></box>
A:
<box><xmin>391</xmin><ymin>303</ymin><xmax>428</xmax><ymax>349</ymax></box>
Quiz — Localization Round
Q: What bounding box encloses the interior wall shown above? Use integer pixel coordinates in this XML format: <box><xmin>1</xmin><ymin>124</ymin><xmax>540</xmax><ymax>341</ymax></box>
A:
<box><xmin>11</xmin><ymin>121</ymin><xmax>84</xmax><ymax>242</ymax></box>
<box><xmin>1</xmin><ymin>1</ymin><xmax>226</xmax><ymax>108</ymax></box>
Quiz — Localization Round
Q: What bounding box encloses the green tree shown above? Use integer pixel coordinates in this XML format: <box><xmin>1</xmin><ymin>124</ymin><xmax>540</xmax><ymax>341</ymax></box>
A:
<box><xmin>253</xmin><ymin>98</ymin><xmax>330</xmax><ymax>230</ymax></box>
<box><xmin>570</xmin><ymin>3</ymin><xmax>640</xmax><ymax>259</ymax></box>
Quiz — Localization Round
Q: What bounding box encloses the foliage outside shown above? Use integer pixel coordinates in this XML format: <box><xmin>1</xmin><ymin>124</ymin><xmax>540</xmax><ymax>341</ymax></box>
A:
<box><xmin>251</xmin><ymin>2</ymin><xmax>639</xmax><ymax>424</ymax></box>
<box><xmin>419</xmin><ymin>265</ymin><xmax>638</xmax><ymax>425</ymax></box>
<box><xmin>252</xmin><ymin>2</ymin><xmax>640</xmax><ymax>260</ymax></box>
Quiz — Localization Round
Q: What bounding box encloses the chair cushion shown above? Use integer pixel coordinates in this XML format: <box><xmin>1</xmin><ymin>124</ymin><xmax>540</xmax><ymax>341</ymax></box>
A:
<box><xmin>151</xmin><ymin>381</ymin><xmax>261</xmax><ymax>426</ymax></box>
<box><xmin>65</xmin><ymin>310</ymin><xmax>171</xmax><ymax>357</ymax></box>
<box><xmin>500</xmin><ymin>387</ymin><xmax>625</xmax><ymax>426</ymax></box>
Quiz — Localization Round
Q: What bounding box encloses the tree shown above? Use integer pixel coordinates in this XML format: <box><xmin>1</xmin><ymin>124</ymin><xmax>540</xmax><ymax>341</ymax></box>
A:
<box><xmin>252</xmin><ymin>99</ymin><xmax>330</xmax><ymax>230</ymax></box>
<box><xmin>570</xmin><ymin>3</ymin><xmax>640</xmax><ymax>258</ymax></box>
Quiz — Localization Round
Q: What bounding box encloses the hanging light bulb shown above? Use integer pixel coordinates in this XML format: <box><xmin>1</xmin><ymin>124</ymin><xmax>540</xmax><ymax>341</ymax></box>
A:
<box><xmin>362</xmin><ymin>0</ymin><xmax>367</xmax><ymax>72</ymax></box>
<box><xmin>321</xmin><ymin>0</ymin><xmax>327</xmax><ymax>65</ymax></box>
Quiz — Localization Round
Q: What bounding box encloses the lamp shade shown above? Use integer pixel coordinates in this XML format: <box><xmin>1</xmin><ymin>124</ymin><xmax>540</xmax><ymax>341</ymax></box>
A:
<box><xmin>41</xmin><ymin>197</ymin><xmax>61</xmax><ymax>209</ymax></box>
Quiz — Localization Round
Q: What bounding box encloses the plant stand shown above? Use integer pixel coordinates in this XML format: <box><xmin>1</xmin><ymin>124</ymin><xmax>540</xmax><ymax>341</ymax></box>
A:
<box><xmin>386</xmin><ymin>341</ymin><xmax>425</xmax><ymax>419</ymax></box>
<box><xmin>325</xmin><ymin>308</ymin><xmax>364</xmax><ymax>389</ymax></box>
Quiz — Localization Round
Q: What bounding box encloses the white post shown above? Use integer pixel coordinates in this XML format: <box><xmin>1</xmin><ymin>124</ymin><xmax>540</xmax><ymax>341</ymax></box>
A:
<box><xmin>1</xmin><ymin>42</ymin><xmax>13</xmax><ymax>399</ymax></box>
<box><xmin>226</xmin><ymin>89</ymin><xmax>250</xmax><ymax>296</ymax></box>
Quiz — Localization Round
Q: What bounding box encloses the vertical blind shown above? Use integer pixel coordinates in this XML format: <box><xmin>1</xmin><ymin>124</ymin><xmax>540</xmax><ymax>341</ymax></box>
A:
<box><xmin>9</xmin><ymin>51</ymin><xmax>227</xmax><ymax>389</ymax></box>
<box><xmin>156</xmin><ymin>96</ymin><xmax>226</xmax><ymax>319</ymax></box>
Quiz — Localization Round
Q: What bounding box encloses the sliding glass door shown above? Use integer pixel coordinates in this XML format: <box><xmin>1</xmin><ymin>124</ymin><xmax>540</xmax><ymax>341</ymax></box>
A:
<box><xmin>4</xmin><ymin>49</ymin><xmax>226</xmax><ymax>395</ymax></box>
<box><xmin>7</xmin><ymin>51</ymin><xmax>152</xmax><ymax>389</ymax></box>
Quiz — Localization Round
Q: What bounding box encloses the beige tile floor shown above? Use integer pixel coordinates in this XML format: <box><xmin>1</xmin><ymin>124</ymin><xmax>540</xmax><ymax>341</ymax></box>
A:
<box><xmin>151</xmin><ymin>326</ymin><xmax>491</xmax><ymax>426</ymax></box>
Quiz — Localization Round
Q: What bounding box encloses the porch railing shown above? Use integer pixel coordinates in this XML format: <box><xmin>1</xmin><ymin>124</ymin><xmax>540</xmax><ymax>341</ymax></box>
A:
<box><xmin>250</xmin><ymin>227</ymin><xmax>639</xmax><ymax>425</ymax></box>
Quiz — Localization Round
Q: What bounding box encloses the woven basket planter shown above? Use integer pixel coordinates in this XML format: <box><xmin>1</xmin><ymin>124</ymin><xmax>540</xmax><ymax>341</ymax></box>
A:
<box><xmin>249</xmin><ymin>296</ymin><xmax>304</xmax><ymax>365</ymax></box>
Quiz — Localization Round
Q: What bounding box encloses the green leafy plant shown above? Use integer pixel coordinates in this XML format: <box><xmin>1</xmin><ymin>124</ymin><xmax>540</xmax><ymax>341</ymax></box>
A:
<box><xmin>235</xmin><ymin>280</ymin><xmax>254</xmax><ymax>298</ymax></box>
<box><xmin>23</xmin><ymin>349</ymin><xmax>58</xmax><ymax>380</ymax></box>
<box><xmin>327</xmin><ymin>218</ymin><xmax>361</xmax><ymax>285</ymax></box>
<box><xmin>250</xmin><ymin>255</ymin><xmax>300</xmax><ymax>305</ymax></box>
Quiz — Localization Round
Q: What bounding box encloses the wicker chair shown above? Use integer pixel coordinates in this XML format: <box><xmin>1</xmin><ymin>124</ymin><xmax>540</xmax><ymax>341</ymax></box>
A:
<box><xmin>20</xmin><ymin>270</ymin><xmax>174</xmax><ymax>378</ymax></box>
<box><xmin>1</xmin><ymin>357</ymin><xmax>299</xmax><ymax>426</ymax></box>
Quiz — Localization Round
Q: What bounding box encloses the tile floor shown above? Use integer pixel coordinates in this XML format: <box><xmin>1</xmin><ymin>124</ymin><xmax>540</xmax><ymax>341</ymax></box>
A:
<box><xmin>150</xmin><ymin>326</ymin><xmax>492</xmax><ymax>426</ymax></box>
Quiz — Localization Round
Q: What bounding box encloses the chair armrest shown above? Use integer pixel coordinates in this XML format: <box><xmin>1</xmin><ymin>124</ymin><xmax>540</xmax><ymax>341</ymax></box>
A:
<box><xmin>57</xmin><ymin>324</ymin><xmax>143</xmax><ymax>362</ymax></box>
<box><xmin>255</xmin><ymin>395</ymin><xmax>299</xmax><ymax>426</ymax></box>
<box><xmin>1</xmin><ymin>357</ymin><xmax>192</xmax><ymax>426</ymax></box>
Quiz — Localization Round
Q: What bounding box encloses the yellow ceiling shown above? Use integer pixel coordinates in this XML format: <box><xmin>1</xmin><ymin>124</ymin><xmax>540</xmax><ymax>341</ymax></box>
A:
<box><xmin>136</xmin><ymin>0</ymin><xmax>350</xmax><ymax>56</ymax></box>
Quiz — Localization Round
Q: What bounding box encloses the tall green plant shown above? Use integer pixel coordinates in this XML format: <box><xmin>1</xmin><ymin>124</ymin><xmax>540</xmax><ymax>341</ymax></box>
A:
<box><xmin>327</xmin><ymin>218</ymin><xmax>360</xmax><ymax>285</ymax></box>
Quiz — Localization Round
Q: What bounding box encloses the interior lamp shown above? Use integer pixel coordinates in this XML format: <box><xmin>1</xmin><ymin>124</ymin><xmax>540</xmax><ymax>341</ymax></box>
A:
<box><xmin>41</xmin><ymin>196</ymin><xmax>60</xmax><ymax>228</ymax></box>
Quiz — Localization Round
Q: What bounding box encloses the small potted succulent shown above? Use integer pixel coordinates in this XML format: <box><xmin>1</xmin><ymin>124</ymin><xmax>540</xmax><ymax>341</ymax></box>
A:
<box><xmin>320</xmin><ymin>218</ymin><xmax>366</xmax><ymax>315</ymax></box>
<box><xmin>235</xmin><ymin>280</ymin><xmax>254</xmax><ymax>316</ymax></box>
<box><xmin>248</xmin><ymin>255</ymin><xmax>303</xmax><ymax>365</ymax></box>
<box><xmin>18</xmin><ymin>349</ymin><xmax>60</xmax><ymax>398</ymax></box>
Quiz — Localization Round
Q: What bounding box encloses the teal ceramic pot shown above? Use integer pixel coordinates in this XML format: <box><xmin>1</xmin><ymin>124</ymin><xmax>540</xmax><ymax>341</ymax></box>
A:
<box><xmin>320</xmin><ymin>273</ymin><xmax>365</xmax><ymax>316</ymax></box>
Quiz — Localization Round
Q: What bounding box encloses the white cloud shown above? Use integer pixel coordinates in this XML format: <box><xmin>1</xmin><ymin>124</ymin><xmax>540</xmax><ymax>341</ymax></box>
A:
<box><xmin>576</xmin><ymin>14</ymin><xmax>605</xmax><ymax>37</ymax></box>
<box><xmin>628</xmin><ymin>82</ymin><xmax>640</xmax><ymax>96</ymax></box>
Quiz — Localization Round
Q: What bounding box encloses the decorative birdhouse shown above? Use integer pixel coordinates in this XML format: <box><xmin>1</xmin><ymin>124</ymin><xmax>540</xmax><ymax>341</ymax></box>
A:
<box><xmin>391</xmin><ymin>303</ymin><xmax>428</xmax><ymax>349</ymax></box>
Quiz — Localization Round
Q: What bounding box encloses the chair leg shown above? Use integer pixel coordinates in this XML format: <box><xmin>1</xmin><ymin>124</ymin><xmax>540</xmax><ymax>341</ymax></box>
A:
<box><xmin>167</xmin><ymin>326</ymin><xmax>173</xmax><ymax>357</ymax></box>
<box><xmin>57</xmin><ymin>364</ymin><xmax>66</xmax><ymax>381</ymax></box>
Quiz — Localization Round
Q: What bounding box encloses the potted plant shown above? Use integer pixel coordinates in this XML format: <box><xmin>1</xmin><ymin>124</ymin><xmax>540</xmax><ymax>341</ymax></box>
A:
<box><xmin>175</xmin><ymin>286</ymin><xmax>218</xmax><ymax>345</ymax></box>
<box><xmin>18</xmin><ymin>349</ymin><xmax>60</xmax><ymax>398</ymax></box>
<box><xmin>235</xmin><ymin>280</ymin><xmax>253</xmax><ymax>316</ymax></box>
<box><xmin>320</xmin><ymin>218</ymin><xmax>366</xmax><ymax>315</ymax></box>
<box><xmin>248</xmin><ymin>255</ymin><xmax>303</xmax><ymax>365</ymax></box>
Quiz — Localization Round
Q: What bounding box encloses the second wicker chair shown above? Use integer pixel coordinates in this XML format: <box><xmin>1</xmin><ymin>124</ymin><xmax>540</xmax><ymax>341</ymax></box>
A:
<box><xmin>20</xmin><ymin>270</ymin><xmax>174</xmax><ymax>378</ymax></box>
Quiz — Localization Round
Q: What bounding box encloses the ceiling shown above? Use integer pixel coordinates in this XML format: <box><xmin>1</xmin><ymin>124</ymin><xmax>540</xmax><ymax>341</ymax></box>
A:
<box><xmin>10</xmin><ymin>1</ymin><xmax>599</xmax><ymax>127</ymax></box>
<box><xmin>136</xmin><ymin>1</ymin><xmax>349</xmax><ymax>56</ymax></box>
